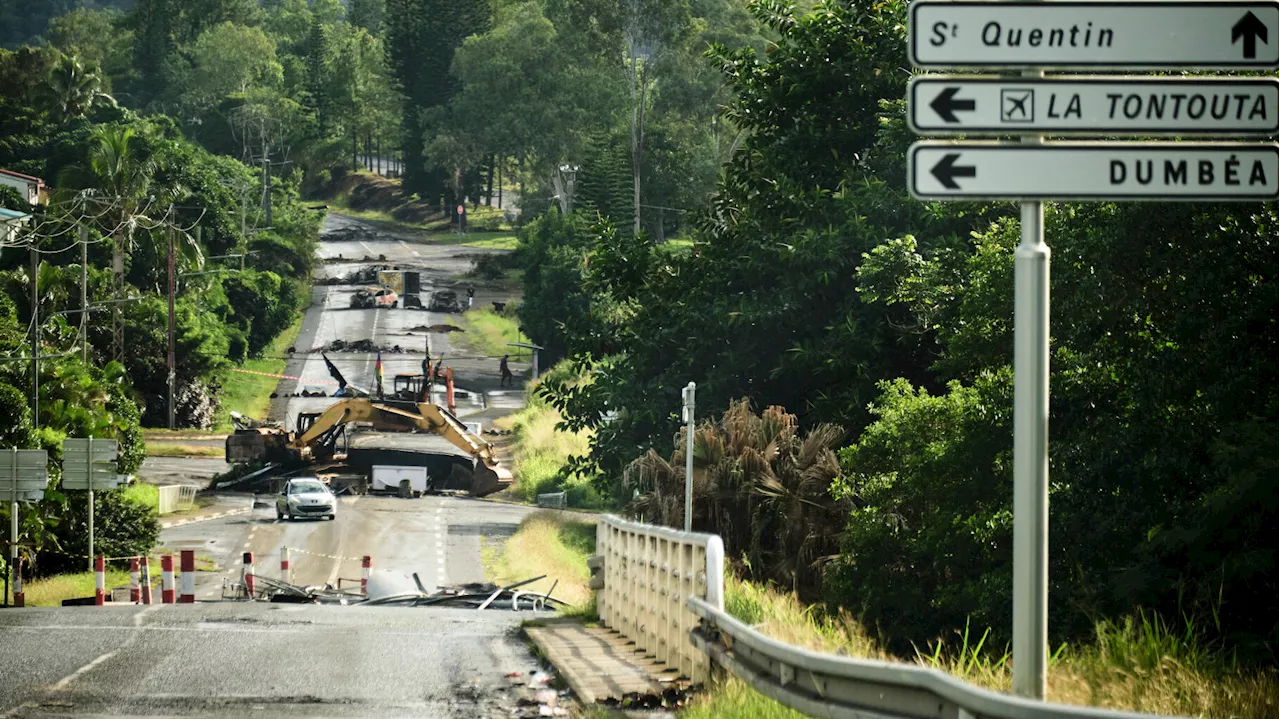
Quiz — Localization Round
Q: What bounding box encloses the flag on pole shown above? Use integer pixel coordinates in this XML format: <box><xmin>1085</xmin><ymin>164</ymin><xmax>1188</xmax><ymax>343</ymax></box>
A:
<box><xmin>375</xmin><ymin>351</ymin><xmax>384</xmax><ymax>397</ymax></box>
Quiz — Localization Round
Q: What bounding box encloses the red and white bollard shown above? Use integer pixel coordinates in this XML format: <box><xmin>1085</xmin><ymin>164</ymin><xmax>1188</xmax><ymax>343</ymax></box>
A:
<box><xmin>179</xmin><ymin>550</ymin><xmax>195</xmax><ymax>604</ymax></box>
<box><xmin>140</xmin><ymin>555</ymin><xmax>153</xmax><ymax>604</ymax></box>
<box><xmin>13</xmin><ymin>558</ymin><xmax>23</xmax><ymax>608</ymax></box>
<box><xmin>129</xmin><ymin>557</ymin><xmax>141</xmax><ymax>603</ymax></box>
<box><xmin>94</xmin><ymin>556</ymin><xmax>106</xmax><ymax>606</ymax></box>
<box><xmin>161</xmin><ymin>555</ymin><xmax>175</xmax><ymax>604</ymax></box>
<box><xmin>280</xmin><ymin>546</ymin><xmax>291</xmax><ymax>584</ymax></box>
<box><xmin>361</xmin><ymin>555</ymin><xmax>372</xmax><ymax>595</ymax></box>
<box><xmin>242</xmin><ymin>552</ymin><xmax>255</xmax><ymax>599</ymax></box>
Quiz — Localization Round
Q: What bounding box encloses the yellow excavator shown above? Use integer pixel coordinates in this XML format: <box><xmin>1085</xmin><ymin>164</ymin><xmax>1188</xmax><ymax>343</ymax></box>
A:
<box><xmin>225</xmin><ymin>398</ymin><xmax>513</xmax><ymax>497</ymax></box>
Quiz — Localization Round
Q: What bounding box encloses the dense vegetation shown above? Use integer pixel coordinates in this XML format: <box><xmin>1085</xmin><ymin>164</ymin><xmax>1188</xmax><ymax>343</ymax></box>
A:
<box><xmin>520</xmin><ymin>0</ymin><xmax>1278</xmax><ymax>668</ymax></box>
<box><xmin>0</xmin><ymin>0</ymin><xmax>341</xmax><ymax>578</ymax></box>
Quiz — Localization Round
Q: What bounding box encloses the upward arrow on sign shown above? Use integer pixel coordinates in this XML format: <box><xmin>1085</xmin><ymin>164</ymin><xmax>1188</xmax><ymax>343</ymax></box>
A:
<box><xmin>1233</xmin><ymin>11</ymin><xmax>1270</xmax><ymax>58</ymax></box>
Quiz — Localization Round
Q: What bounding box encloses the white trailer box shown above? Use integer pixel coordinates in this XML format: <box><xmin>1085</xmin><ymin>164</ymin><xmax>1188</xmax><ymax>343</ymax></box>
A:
<box><xmin>371</xmin><ymin>465</ymin><xmax>429</xmax><ymax>494</ymax></box>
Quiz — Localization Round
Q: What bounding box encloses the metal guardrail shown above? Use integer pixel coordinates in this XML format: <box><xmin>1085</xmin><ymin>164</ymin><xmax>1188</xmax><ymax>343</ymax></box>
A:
<box><xmin>687</xmin><ymin>595</ymin><xmax>1185</xmax><ymax>719</ymax></box>
<box><xmin>157</xmin><ymin>485</ymin><xmax>196</xmax><ymax>515</ymax></box>
<box><xmin>536</xmin><ymin>491</ymin><xmax>567</xmax><ymax>509</ymax></box>
<box><xmin>595</xmin><ymin>514</ymin><xmax>724</xmax><ymax>683</ymax></box>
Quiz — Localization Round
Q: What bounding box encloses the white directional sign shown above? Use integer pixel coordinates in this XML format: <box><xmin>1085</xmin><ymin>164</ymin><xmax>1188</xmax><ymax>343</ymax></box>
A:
<box><xmin>909</xmin><ymin>142</ymin><xmax>1280</xmax><ymax>200</ymax></box>
<box><xmin>63</xmin><ymin>438</ymin><xmax>120</xmax><ymax>490</ymax></box>
<box><xmin>0</xmin><ymin>449</ymin><xmax>48</xmax><ymax>502</ymax></box>
<box><xmin>910</xmin><ymin>1</ymin><xmax>1280</xmax><ymax>69</ymax></box>
<box><xmin>910</xmin><ymin>77</ymin><xmax>1280</xmax><ymax>136</ymax></box>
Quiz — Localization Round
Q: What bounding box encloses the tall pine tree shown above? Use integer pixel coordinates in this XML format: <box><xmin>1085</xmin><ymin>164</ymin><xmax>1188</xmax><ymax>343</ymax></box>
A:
<box><xmin>129</xmin><ymin>0</ymin><xmax>175</xmax><ymax>106</ymax></box>
<box><xmin>304</xmin><ymin>17</ymin><xmax>335</xmax><ymax>135</ymax></box>
<box><xmin>384</xmin><ymin>0</ymin><xmax>489</xmax><ymax>201</ymax></box>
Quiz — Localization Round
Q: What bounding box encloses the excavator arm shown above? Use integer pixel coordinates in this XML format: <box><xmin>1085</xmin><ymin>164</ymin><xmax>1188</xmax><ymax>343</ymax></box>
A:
<box><xmin>286</xmin><ymin>398</ymin><xmax>512</xmax><ymax>496</ymax></box>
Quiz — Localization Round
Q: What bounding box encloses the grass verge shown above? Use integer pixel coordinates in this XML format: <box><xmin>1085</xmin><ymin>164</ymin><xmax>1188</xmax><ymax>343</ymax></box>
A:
<box><xmin>481</xmin><ymin>510</ymin><xmax>596</xmax><ymax>610</ymax></box>
<box><xmin>142</xmin><ymin>429</ymin><xmax>225</xmax><ymax>440</ymax></box>
<box><xmin>459</xmin><ymin>308</ymin><xmax>527</xmax><ymax>358</ymax></box>
<box><xmin>213</xmin><ymin>308</ymin><xmax>306</xmax><ymax>431</ymax></box>
<box><xmin>118</xmin><ymin>482</ymin><xmax>159</xmax><ymax>514</ymax></box>
<box><xmin>493</xmin><ymin>364</ymin><xmax>596</xmax><ymax>507</ymax></box>
<box><xmin>145</xmin><ymin>444</ymin><xmax>225</xmax><ymax>459</ymax></box>
<box><xmin>684</xmin><ymin>577</ymin><xmax>1278</xmax><ymax>718</ymax></box>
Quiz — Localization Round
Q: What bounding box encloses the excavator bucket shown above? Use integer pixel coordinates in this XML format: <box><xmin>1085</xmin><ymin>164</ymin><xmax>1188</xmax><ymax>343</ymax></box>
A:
<box><xmin>226</xmin><ymin>428</ymin><xmax>289</xmax><ymax>464</ymax></box>
<box><xmin>469</xmin><ymin>462</ymin><xmax>514</xmax><ymax>497</ymax></box>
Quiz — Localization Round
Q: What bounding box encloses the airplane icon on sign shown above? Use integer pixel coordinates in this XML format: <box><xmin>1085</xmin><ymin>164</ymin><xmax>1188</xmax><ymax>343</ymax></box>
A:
<box><xmin>1001</xmin><ymin>89</ymin><xmax>1034</xmax><ymax>123</ymax></box>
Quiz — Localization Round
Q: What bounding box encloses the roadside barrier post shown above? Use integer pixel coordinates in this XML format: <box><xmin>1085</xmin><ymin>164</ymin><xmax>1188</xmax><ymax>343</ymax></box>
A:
<box><xmin>129</xmin><ymin>557</ymin><xmax>140</xmax><ymax>603</ymax></box>
<box><xmin>280</xmin><ymin>546</ymin><xmax>290</xmax><ymax>584</ymax></box>
<box><xmin>140</xmin><ymin>555</ymin><xmax>153</xmax><ymax>604</ymax></box>
<box><xmin>94</xmin><ymin>556</ymin><xmax>105</xmax><ymax>606</ymax></box>
<box><xmin>242</xmin><ymin>552</ymin><xmax>255</xmax><ymax>599</ymax></box>
<box><xmin>179</xmin><ymin>550</ymin><xmax>195</xmax><ymax>603</ymax></box>
<box><xmin>12</xmin><ymin>558</ymin><xmax>22</xmax><ymax>608</ymax></box>
<box><xmin>361</xmin><ymin>555</ymin><xmax>371</xmax><ymax>595</ymax></box>
<box><xmin>161</xmin><ymin>554</ymin><xmax>175</xmax><ymax>604</ymax></box>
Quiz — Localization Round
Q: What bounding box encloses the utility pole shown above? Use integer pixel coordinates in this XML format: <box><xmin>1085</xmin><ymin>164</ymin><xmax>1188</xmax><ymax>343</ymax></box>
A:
<box><xmin>80</xmin><ymin>225</ymin><xmax>88</xmax><ymax>365</ymax></box>
<box><xmin>681</xmin><ymin>382</ymin><xmax>696</xmax><ymax>532</ymax></box>
<box><xmin>261</xmin><ymin>145</ymin><xmax>273</xmax><ymax>228</ymax></box>
<box><xmin>29</xmin><ymin>243</ymin><xmax>38</xmax><ymax>428</ymax></box>
<box><xmin>167</xmin><ymin>227</ymin><xmax>176</xmax><ymax>431</ymax></box>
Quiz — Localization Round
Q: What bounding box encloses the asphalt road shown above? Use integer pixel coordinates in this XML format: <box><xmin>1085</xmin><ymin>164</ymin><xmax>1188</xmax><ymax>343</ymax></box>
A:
<box><xmin>0</xmin><ymin>494</ymin><xmax>543</xmax><ymax>716</ymax></box>
<box><xmin>267</xmin><ymin>213</ymin><xmax>529</xmax><ymax>435</ymax></box>
<box><xmin>0</xmin><ymin>603</ymin><xmax>544</xmax><ymax>717</ymax></box>
<box><xmin>160</xmin><ymin>494</ymin><xmax>536</xmax><ymax>600</ymax></box>
<box><xmin>0</xmin><ymin>214</ymin><xmax>563</xmax><ymax>717</ymax></box>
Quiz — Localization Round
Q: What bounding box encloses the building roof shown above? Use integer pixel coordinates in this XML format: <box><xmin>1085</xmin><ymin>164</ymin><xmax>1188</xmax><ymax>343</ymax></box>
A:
<box><xmin>0</xmin><ymin>168</ymin><xmax>45</xmax><ymax>186</ymax></box>
<box><xmin>0</xmin><ymin>207</ymin><xmax>32</xmax><ymax>222</ymax></box>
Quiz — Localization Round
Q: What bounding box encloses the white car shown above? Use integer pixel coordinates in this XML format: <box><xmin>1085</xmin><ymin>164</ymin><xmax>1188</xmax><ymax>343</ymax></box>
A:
<box><xmin>276</xmin><ymin>478</ymin><xmax>337</xmax><ymax>521</ymax></box>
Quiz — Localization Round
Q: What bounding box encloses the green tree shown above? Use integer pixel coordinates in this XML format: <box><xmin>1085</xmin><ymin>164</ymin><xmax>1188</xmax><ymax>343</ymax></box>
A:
<box><xmin>348</xmin><ymin>0</ymin><xmax>385</xmax><ymax>34</ymax></box>
<box><xmin>45</xmin><ymin>8</ymin><xmax>133</xmax><ymax>80</ymax></box>
<box><xmin>44</xmin><ymin>54</ymin><xmax>114</xmax><ymax>120</ymax></box>
<box><xmin>384</xmin><ymin>0</ymin><xmax>490</xmax><ymax>199</ymax></box>
<box><xmin>182</xmin><ymin>23</ymin><xmax>283</xmax><ymax>107</ymax></box>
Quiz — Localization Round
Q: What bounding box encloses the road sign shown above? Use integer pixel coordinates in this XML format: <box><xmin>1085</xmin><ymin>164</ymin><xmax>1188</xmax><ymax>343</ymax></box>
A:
<box><xmin>909</xmin><ymin>1</ymin><xmax>1280</xmax><ymax>70</ymax></box>
<box><xmin>0</xmin><ymin>450</ymin><xmax>48</xmax><ymax>502</ymax></box>
<box><xmin>910</xmin><ymin>77</ymin><xmax>1280</xmax><ymax>136</ymax></box>
<box><xmin>909</xmin><ymin>142</ymin><xmax>1280</xmax><ymax>200</ymax></box>
<box><xmin>62</xmin><ymin>439</ymin><xmax>120</xmax><ymax>491</ymax></box>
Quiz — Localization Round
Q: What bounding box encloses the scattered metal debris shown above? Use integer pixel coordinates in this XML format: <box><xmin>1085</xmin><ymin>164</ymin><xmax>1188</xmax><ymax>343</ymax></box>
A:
<box><xmin>239</xmin><ymin>573</ymin><xmax>568</xmax><ymax>612</ymax></box>
<box><xmin>310</xmin><ymin>338</ymin><xmax>408</xmax><ymax>354</ymax></box>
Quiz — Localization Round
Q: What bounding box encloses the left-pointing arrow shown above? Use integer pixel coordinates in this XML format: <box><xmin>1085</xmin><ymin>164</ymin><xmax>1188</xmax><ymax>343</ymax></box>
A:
<box><xmin>930</xmin><ymin>87</ymin><xmax>977</xmax><ymax>123</ymax></box>
<box><xmin>930</xmin><ymin>153</ymin><xmax>977</xmax><ymax>189</ymax></box>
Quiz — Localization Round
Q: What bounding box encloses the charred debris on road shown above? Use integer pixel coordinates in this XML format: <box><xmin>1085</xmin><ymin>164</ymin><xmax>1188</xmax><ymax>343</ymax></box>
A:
<box><xmin>234</xmin><ymin>572</ymin><xmax>567</xmax><ymax>612</ymax></box>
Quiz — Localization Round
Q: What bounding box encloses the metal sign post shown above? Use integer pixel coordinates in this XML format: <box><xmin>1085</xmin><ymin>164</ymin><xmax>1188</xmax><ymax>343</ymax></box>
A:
<box><xmin>906</xmin><ymin>0</ymin><xmax>1280</xmax><ymax>701</ymax></box>
<box><xmin>681</xmin><ymin>382</ymin><xmax>696</xmax><ymax>532</ymax></box>
<box><xmin>63</xmin><ymin>438</ymin><xmax>121</xmax><ymax>571</ymax></box>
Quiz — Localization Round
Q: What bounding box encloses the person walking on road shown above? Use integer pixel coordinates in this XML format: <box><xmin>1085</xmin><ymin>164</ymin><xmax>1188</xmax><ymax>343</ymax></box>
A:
<box><xmin>499</xmin><ymin>354</ymin><xmax>514</xmax><ymax>388</ymax></box>
<box><xmin>467</xmin><ymin>284</ymin><xmax>475</xmax><ymax>309</ymax></box>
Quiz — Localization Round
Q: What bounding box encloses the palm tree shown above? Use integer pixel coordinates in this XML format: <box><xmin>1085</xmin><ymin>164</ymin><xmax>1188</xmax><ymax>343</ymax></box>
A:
<box><xmin>45</xmin><ymin>54</ymin><xmax>115</xmax><ymax>120</ymax></box>
<box><xmin>624</xmin><ymin>399</ymin><xmax>848</xmax><ymax>598</ymax></box>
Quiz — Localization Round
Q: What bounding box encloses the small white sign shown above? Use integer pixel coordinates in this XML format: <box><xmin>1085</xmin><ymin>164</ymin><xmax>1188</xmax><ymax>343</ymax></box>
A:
<box><xmin>910</xmin><ymin>1</ymin><xmax>1280</xmax><ymax>69</ymax></box>
<box><xmin>909</xmin><ymin>142</ymin><xmax>1280</xmax><ymax>200</ymax></box>
<box><xmin>910</xmin><ymin>77</ymin><xmax>1280</xmax><ymax>135</ymax></box>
